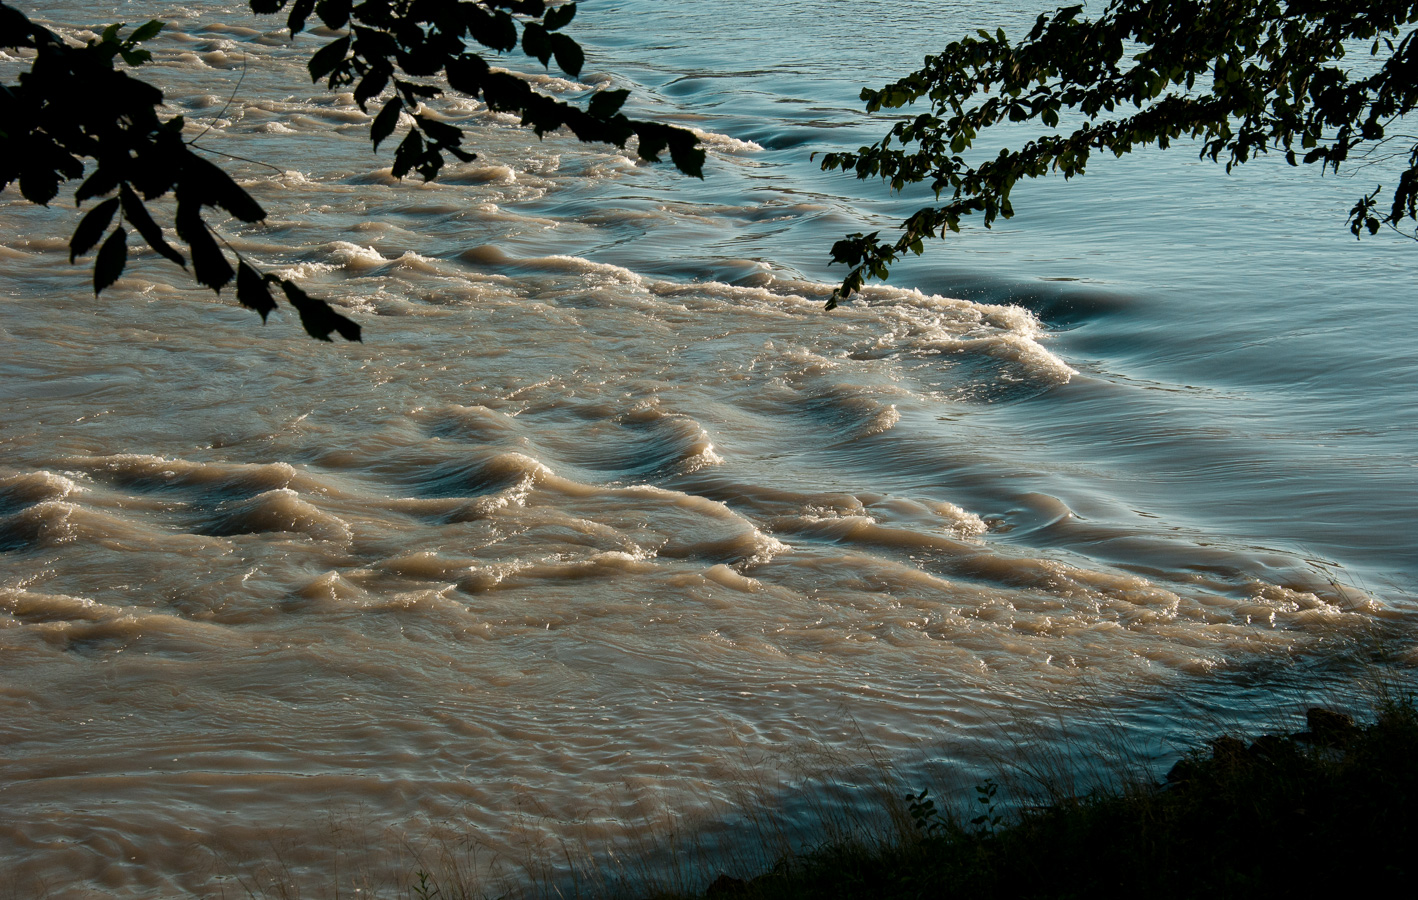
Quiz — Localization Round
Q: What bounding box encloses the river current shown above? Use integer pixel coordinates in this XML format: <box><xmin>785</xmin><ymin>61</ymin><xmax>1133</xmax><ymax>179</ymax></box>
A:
<box><xmin>2</xmin><ymin>1</ymin><xmax>1415</xmax><ymax>896</ymax></box>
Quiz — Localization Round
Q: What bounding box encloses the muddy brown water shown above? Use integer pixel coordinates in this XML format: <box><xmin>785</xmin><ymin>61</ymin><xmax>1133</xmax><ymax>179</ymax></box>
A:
<box><xmin>2</xmin><ymin>1</ymin><xmax>1415</xmax><ymax>895</ymax></box>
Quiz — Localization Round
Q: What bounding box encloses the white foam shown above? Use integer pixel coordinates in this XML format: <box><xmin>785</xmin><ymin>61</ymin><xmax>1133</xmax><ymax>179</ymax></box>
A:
<box><xmin>487</xmin><ymin>65</ymin><xmax>583</xmax><ymax>94</ymax></box>
<box><xmin>0</xmin><ymin>471</ymin><xmax>81</xmax><ymax>507</ymax></box>
<box><xmin>327</xmin><ymin>241</ymin><xmax>389</xmax><ymax>272</ymax></box>
<box><xmin>528</xmin><ymin>255</ymin><xmax>645</xmax><ymax>285</ymax></box>
<box><xmin>689</xmin><ymin>127</ymin><xmax>764</xmax><ymax>154</ymax></box>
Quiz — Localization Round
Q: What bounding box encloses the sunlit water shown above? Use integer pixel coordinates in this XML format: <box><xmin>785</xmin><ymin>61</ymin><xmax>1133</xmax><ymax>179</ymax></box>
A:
<box><xmin>2</xmin><ymin>1</ymin><xmax>1415</xmax><ymax>895</ymax></box>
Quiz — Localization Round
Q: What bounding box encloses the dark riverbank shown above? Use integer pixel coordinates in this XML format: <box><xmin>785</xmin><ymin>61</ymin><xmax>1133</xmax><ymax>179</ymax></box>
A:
<box><xmin>664</xmin><ymin>700</ymin><xmax>1418</xmax><ymax>900</ymax></box>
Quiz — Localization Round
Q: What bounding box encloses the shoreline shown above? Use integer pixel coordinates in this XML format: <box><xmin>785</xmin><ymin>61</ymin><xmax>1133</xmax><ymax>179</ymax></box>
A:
<box><xmin>648</xmin><ymin>699</ymin><xmax>1418</xmax><ymax>899</ymax></box>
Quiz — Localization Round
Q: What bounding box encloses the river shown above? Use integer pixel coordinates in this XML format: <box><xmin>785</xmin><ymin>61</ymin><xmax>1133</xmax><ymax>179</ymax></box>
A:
<box><xmin>1</xmin><ymin>1</ymin><xmax>1415</xmax><ymax>895</ymax></box>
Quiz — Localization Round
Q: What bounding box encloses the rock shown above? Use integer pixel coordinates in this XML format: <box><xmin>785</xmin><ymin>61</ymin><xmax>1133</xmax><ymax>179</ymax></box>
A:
<box><xmin>1209</xmin><ymin>735</ymin><xmax>1248</xmax><ymax>762</ymax></box>
<box><xmin>1247</xmin><ymin>734</ymin><xmax>1292</xmax><ymax>760</ymax></box>
<box><xmin>1305</xmin><ymin>708</ymin><xmax>1356</xmax><ymax>746</ymax></box>
<box><xmin>1165</xmin><ymin>756</ymin><xmax>1198</xmax><ymax>786</ymax></box>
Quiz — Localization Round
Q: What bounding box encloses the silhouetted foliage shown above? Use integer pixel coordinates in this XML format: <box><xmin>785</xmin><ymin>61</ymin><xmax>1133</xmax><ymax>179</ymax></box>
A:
<box><xmin>662</xmin><ymin>702</ymin><xmax>1418</xmax><ymax>900</ymax></box>
<box><xmin>0</xmin><ymin>1</ymin><xmax>704</xmax><ymax>340</ymax></box>
<box><xmin>819</xmin><ymin>0</ymin><xmax>1418</xmax><ymax>306</ymax></box>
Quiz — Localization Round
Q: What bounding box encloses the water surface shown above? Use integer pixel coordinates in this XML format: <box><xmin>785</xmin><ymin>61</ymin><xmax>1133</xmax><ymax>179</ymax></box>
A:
<box><xmin>1</xmin><ymin>1</ymin><xmax>1415</xmax><ymax>895</ymax></box>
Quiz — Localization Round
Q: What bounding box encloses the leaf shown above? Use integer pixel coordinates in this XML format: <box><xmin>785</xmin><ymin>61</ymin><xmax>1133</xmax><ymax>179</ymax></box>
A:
<box><xmin>522</xmin><ymin>22</ymin><xmax>551</xmax><ymax>65</ymax></box>
<box><xmin>667</xmin><ymin>132</ymin><xmax>705</xmax><ymax>179</ymax></box>
<box><xmin>371</xmin><ymin>97</ymin><xmax>403</xmax><ymax>150</ymax></box>
<box><xmin>184</xmin><ymin>156</ymin><xmax>267</xmax><ymax>222</ymax></box>
<box><xmin>632</xmin><ymin>122</ymin><xmax>702</xmax><ymax>177</ymax></box>
<box><xmin>352</xmin><ymin>25</ymin><xmax>396</xmax><ymax>59</ymax></box>
<box><xmin>249</xmin><ymin>0</ymin><xmax>286</xmax><ymax>14</ymax></box>
<box><xmin>101</xmin><ymin>23</ymin><xmax>122</xmax><ymax>44</ymax></box>
<box><xmin>480</xmin><ymin>71</ymin><xmax>533</xmax><ymax>111</ymax></box>
<box><xmin>563</xmin><ymin>106</ymin><xmax>631</xmax><ymax>145</ymax></box>
<box><xmin>636</xmin><ymin>126</ymin><xmax>668</xmax><ymax>162</ymax></box>
<box><xmin>416</xmin><ymin>115</ymin><xmax>463</xmax><ymax>146</ymax></box>
<box><xmin>236</xmin><ymin>262</ymin><xmax>277</xmax><ymax>321</ymax></box>
<box><xmin>391</xmin><ymin>129</ymin><xmax>424</xmax><ymax>179</ymax></box>
<box><xmin>120</xmin><ymin>185</ymin><xmax>184</xmax><ymax>266</ymax></box>
<box><xmin>70</xmin><ymin>197</ymin><xmax>120</xmax><ymax>262</ymax></box>
<box><xmin>465</xmin><ymin>7</ymin><xmax>517</xmax><ymax>51</ymax></box>
<box><xmin>127</xmin><ymin>146</ymin><xmax>180</xmax><ymax>201</ymax></box>
<box><xmin>279</xmin><ymin>280</ymin><xmax>362</xmax><ymax>341</ymax></box>
<box><xmin>354</xmin><ymin>64</ymin><xmax>391</xmax><ymax>110</ymax></box>
<box><xmin>543</xmin><ymin>3</ymin><xmax>576</xmax><ymax>31</ymax></box>
<box><xmin>93</xmin><ymin>226</ymin><xmax>128</xmax><ymax>295</ymax></box>
<box><xmin>446</xmin><ymin>55</ymin><xmax>490</xmax><ymax>96</ymax></box>
<box><xmin>0</xmin><ymin>5</ymin><xmax>35</xmax><ymax>48</ymax></box>
<box><xmin>74</xmin><ymin>168</ymin><xmax>121</xmax><ymax>204</ymax></box>
<box><xmin>396</xmin><ymin>80</ymin><xmax>441</xmax><ymax>99</ymax></box>
<box><xmin>129</xmin><ymin>19</ymin><xmax>163</xmax><ymax>42</ymax></box>
<box><xmin>549</xmin><ymin>33</ymin><xmax>583</xmax><ymax>77</ymax></box>
<box><xmin>18</xmin><ymin>167</ymin><xmax>59</xmax><ymax>205</ymax></box>
<box><xmin>315</xmin><ymin>0</ymin><xmax>350</xmax><ymax>30</ymax></box>
<box><xmin>176</xmin><ymin>199</ymin><xmax>235</xmax><ymax>291</ymax></box>
<box><xmin>189</xmin><ymin>231</ymin><xmax>234</xmax><ymax>290</ymax></box>
<box><xmin>189</xmin><ymin>232</ymin><xmax>234</xmax><ymax>290</ymax></box>
<box><xmin>588</xmin><ymin>88</ymin><xmax>627</xmax><ymax>119</ymax></box>
<box><xmin>307</xmin><ymin>34</ymin><xmax>351</xmax><ymax>83</ymax></box>
<box><xmin>287</xmin><ymin>0</ymin><xmax>316</xmax><ymax>34</ymax></box>
<box><xmin>119</xmin><ymin>48</ymin><xmax>152</xmax><ymax>66</ymax></box>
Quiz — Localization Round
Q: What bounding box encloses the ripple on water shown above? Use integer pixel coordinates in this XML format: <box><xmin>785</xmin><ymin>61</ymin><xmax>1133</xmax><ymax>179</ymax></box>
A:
<box><xmin>1</xmin><ymin>0</ymin><xmax>1413</xmax><ymax>896</ymax></box>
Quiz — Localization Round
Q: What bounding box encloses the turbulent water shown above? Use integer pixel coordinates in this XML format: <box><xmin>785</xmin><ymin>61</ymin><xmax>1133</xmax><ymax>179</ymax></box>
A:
<box><xmin>2</xmin><ymin>1</ymin><xmax>1415</xmax><ymax>895</ymax></box>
